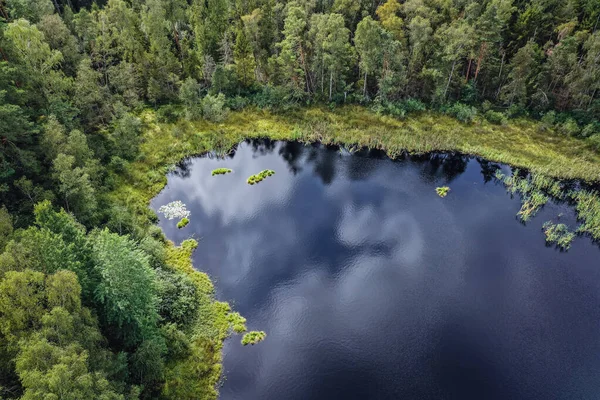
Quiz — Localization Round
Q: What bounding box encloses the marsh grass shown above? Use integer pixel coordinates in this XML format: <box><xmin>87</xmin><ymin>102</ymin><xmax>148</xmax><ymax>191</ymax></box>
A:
<box><xmin>247</xmin><ymin>169</ymin><xmax>275</xmax><ymax>185</ymax></box>
<box><xmin>177</xmin><ymin>217</ymin><xmax>189</xmax><ymax>229</ymax></box>
<box><xmin>571</xmin><ymin>190</ymin><xmax>600</xmax><ymax>241</ymax></box>
<box><xmin>107</xmin><ymin>105</ymin><xmax>600</xmax><ymax>393</ymax></box>
<box><xmin>496</xmin><ymin>170</ymin><xmax>551</xmax><ymax>222</ymax></box>
<box><xmin>542</xmin><ymin>221</ymin><xmax>576</xmax><ymax>249</ymax></box>
<box><xmin>212</xmin><ymin>168</ymin><xmax>233</xmax><ymax>176</ymax></box>
<box><xmin>436</xmin><ymin>186</ymin><xmax>450</xmax><ymax>197</ymax></box>
<box><xmin>241</xmin><ymin>331</ymin><xmax>267</xmax><ymax>346</ymax></box>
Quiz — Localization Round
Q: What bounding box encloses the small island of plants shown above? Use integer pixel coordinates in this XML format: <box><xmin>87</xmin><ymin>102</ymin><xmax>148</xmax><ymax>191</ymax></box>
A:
<box><xmin>241</xmin><ymin>331</ymin><xmax>267</xmax><ymax>345</ymax></box>
<box><xmin>177</xmin><ymin>217</ymin><xmax>190</xmax><ymax>229</ymax></box>
<box><xmin>436</xmin><ymin>187</ymin><xmax>450</xmax><ymax>198</ymax></box>
<box><xmin>247</xmin><ymin>170</ymin><xmax>275</xmax><ymax>185</ymax></box>
<box><xmin>212</xmin><ymin>168</ymin><xmax>233</xmax><ymax>176</ymax></box>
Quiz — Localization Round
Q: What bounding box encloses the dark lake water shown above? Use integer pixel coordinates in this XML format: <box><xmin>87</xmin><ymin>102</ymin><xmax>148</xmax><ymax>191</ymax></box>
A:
<box><xmin>151</xmin><ymin>140</ymin><xmax>600</xmax><ymax>400</ymax></box>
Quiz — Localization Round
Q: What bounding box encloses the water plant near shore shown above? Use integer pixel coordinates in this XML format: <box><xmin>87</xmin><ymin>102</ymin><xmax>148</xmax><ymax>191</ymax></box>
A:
<box><xmin>495</xmin><ymin>171</ymin><xmax>550</xmax><ymax>222</ymax></box>
<box><xmin>241</xmin><ymin>331</ymin><xmax>267</xmax><ymax>345</ymax></box>
<box><xmin>177</xmin><ymin>217</ymin><xmax>189</xmax><ymax>229</ymax></box>
<box><xmin>542</xmin><ymin>221</ymin><xmax>576</xmax><ymax>249</ymax></box>
<box><xmin>436</xmin><ymin>186</ymin><xmax>450</xmax><ymax>197</ymax></box>
<box><xmin>212</xmin><ymin>168</ymin><xmax>233</xmax><ymax>176</ymax></box>
<box><xmin>247</xmin><ymin>170</ymin><xmax>275</xmax><ymax>185</ymax></box>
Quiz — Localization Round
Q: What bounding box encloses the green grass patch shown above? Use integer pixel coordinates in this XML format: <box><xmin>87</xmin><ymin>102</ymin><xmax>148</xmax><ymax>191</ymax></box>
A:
<box><xmin>247</xmin><ymin>169</ymin><xmax>275</xmax><ymax>185</ymax></box>
<box><xmin>241</xmin><ymin>331</ymin><xmax>267</xmax><ymax>346</ymax></box>
<box><xmin>542</xmin><ymin>221</ymin><xmax>576</xmax><ymax>250</ymax></box>
<box><xmin>177</xmin><ymin>217</ymin><xmax>189</xmax><ymax>229</ymax></box>
<box><xmin>212</xmin><ymin>168</ymin><xmax>233</xmax><ymax>176</ymax></box>
<box><xmin>436</xmin><ymin>186</ymin><xmax>450</xmax><ymax>197</ymax></box>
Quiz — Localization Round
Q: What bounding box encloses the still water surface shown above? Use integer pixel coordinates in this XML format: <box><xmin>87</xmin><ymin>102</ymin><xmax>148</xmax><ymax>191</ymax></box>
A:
<box><xmin>152</xmin><ymin>140</ymin><xmax>600</xmax><ymax>400</ymax></box>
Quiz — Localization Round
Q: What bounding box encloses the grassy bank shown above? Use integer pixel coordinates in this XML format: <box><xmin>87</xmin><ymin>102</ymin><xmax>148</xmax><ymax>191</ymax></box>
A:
<box><xmin>112</xmin><ymin>106</ymin><xmax>600</xmax><ymax>218</ymax></box>
<box><xmin>107</xmin><ymin>105</ymin><xmax>600</xmax><ymax>394</ymax></box>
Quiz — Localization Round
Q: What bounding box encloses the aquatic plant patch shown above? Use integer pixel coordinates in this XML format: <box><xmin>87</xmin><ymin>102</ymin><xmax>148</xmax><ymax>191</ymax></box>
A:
<box><xmin>177</xmin><ymin>217</ymin><xmax>189</xmax><ymax>229</ymax></box>
<box><xmin>212</xmin><ymin>168</ymin><xmax>233</xmax><ymax>176</ymax></box>
<box><xmin>436</xmin><ymin>186</ymin><xmax>450</xmax><ymax>197</ymax></box>
<box><xmin>241</xmin><ymin>331</ymin><xmax>267</xmax><ymax>345</ymax></box>
<box><xmin>542</xmin><ymin>221</ymin><xmax>575</xmax><ymax>250</ymax></box>
<box><xmin>247</xmin><ymin>170</ymin><xmax>275</xmax><ymax>185</ymax></box>
<box><xmin>158</xmin><ymin>200</ymin><xmax>191</xmax><ymax>219</ymax></box>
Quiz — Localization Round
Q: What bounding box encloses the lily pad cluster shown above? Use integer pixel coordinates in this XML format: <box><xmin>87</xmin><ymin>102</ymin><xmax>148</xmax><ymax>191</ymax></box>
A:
<box><xmin>211</xmin><ymin>168</ymin><xmax>232</xmax><ymax>176</ymax></box>
<box><xmin>241</xmin><ymin>330</ymin><xmax>267</xmax><ymax>346</ymax></box>
<box><xmin>436</xmin><ymin>186</ymin><xmax>450</xmax><ymax>198</ymax></box>
<box><xmin>247</xmin><ymin>170</ymin><xmax>275</xmax><ymax>185</ymax></box>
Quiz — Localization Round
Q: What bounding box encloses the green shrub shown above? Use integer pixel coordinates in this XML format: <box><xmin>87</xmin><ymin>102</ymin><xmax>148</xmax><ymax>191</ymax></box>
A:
<box><xmin>484</xmin><ymin>110</ymin><xmax>507</xmax><ymax>125</ymax></box>
<box><xmin>446</xmin><ymin>102</ymin><xmax>477</xmax><ymax>123</ymax></box>
<box><xmin>539</xmin><ymin>111</ymin><xmax>556</xmax><ymax>131</ymax></box>
<box><xmin>559</xmin><ymin>118</ymin><xmax>580</xmax><ymax>136</ymax></box>
<box><xmin>588</xmin><ymin>134</ymin><xmax>600</xmax><ymax>151</ymax></box>
<box><xmin>201</xmin><ymin>93</ymin><xmax>229</xmax><ymax>122</ymax></box>
<box><xmin>581</xmin><ymin>123</ymin><xmax>599</xmax><ymax>138</ymax></box>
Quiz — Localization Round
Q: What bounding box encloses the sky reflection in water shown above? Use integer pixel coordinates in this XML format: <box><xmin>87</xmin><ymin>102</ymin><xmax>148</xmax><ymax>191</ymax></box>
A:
<box><xmin>152</xmin><ymin>140</ymin><xmax>600</xmax><ymax>400</ymax></box>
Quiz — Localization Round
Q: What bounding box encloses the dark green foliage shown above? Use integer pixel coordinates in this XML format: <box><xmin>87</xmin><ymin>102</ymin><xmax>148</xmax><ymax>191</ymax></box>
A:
<box><xmin>484</xmin><ymin>110</ymin><xmax>507</xmax><ymax>125</ymax></box>
<box><xmin>2</xmin><ymin>0</ymin><xmax>600</xmax><ymax>397</ymax></box>
<box><xmin>445</xmin><ymin>103</ymin><xmax>477</xmax><ymax>123</ymax></box>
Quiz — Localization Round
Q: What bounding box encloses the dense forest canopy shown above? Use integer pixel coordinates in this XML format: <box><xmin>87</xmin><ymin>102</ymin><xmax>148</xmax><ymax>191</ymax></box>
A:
<box><xmin>1</xmin><ymin>0</ymin><xmax>600</xmax><ymax>398</ymax></box>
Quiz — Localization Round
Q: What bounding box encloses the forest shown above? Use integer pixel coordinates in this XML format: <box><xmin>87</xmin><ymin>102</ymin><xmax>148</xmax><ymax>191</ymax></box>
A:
<box><xmin>1</xmin><ymin>0</ymin><xmax>600</xmax><ymax>398</ymax></box>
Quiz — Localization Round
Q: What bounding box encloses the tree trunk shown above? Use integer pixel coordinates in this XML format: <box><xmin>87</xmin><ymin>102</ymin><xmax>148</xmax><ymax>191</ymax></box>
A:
<box><xmin>444</xmin><ymin>59</ymin><xmax>458</xmax><ymax>100</ymax></box>
<box><xmin>474</xmin><ymin>42</ymin><xmax>487</xmax><ymax>82</ymax></box>
<box><xmin>495</xmin><ymin>51</ymin><xmax>506</xmax><ymax>99</ymax></box>
<box><xmin>329</xmin><ymin>70</ymin><xmax>333</xmax><ymax>101</ymax></box>
<box><xmin>465</xmin><ymin>58</ymin><xmax>472</xmax><ymax>83</ymax></box>
<box><xmin>363</xmin><ymin>71</ymin><xmax>368</xmax><ymax>98</ymax></box>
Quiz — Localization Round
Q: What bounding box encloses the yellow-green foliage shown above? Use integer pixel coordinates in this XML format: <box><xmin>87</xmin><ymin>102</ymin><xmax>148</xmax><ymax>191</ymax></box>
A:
<box><xmin>177</xmin><ymin>217</ymin><xmax>189</xmax><ymax>229</ymax></box>
<box><xmin>241</xmin><ymin>331</ymin><xmax>266</xmax><ymax>346</ymax></box>
<box><xmin>496</xmin><ymin>170</ymin><xmax>550</xmax><ymax>222</ymax></box>
<box><xmin>247</xmin><ymin>170</ymin><xmax>275</xmax><ymax>185</ymax></box>
<box><xmin>571</xmin><ymin>190</ymin><xmax>600</xmax><ymax>240</ymax></box>
<box><xmin>211</xmin><ymin>168</ymin><xmax>232</xmax><ymax>176</ymax></box>
<box><xmin>542</xmin><ymin>221</ymin><xmax>576</xmax><ymax>249</ymax></box>
<box><xmin>106</xmin><ymin>105</ymin><xmax>600</xmax><ymax>397</ymax></box>
<box><xmin>436</xmin><ymin>186</ymin><xmax>450</xmax><ymax>197</ymax></box>
<box><xmin>162</xmin><ymin>239</ymin><xmax>246</xmax><ymax>399</ymax></box>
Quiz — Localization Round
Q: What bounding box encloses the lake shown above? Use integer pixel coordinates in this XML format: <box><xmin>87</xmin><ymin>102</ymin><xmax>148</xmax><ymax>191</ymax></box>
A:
<box><xmin>151</xmin><ymin>140</ymin><xmax>600</xmax><ymax>400</ymax></box>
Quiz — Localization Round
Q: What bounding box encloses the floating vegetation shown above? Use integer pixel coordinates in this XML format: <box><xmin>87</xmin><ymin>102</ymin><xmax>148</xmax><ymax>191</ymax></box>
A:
<box><xmin>177</xmin><ymin>217</ymin><xmax>189</xmax><ymax>229</ymax></box>
<box><xmin>211</xmin><ymin>168</ymin><xmax>232</xmax><ymax>176</ymax></box>
<box><xmin>542</xmin><ymin>221</ymin><xmax>576</xmax><ymax>250</ymax></box>
<box><xmin>241</xmin><ymin>331</ymin><xmax>266</xmax><ymax>346</ymax></box>
<box><xmin>436</xmin><ymin>186</ymin><xmax>450</xmax><ymax>198</ymax></box>
<box><xmin>247</xmin><ymin>170</ymin><xmax>275</xmax><ymax>185</ymax></box>
<box><xmin>570</xmin><ymin>190</ymin><xmax>600</xmax><ymax>241</ymax></box>
<box><xmin>495</xmin><ymin>170</ymin><xmax>550</xmax><ymax>222</ymax></box>
<box><xmin>158</xmin><ymin>200</ymin><xmax>190</xmax><ymax>220</ymax></box>
<box><xmin>227</xmin><ymin>312</ymin><xmax>247</xmax><ymax>334</ymax></box>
